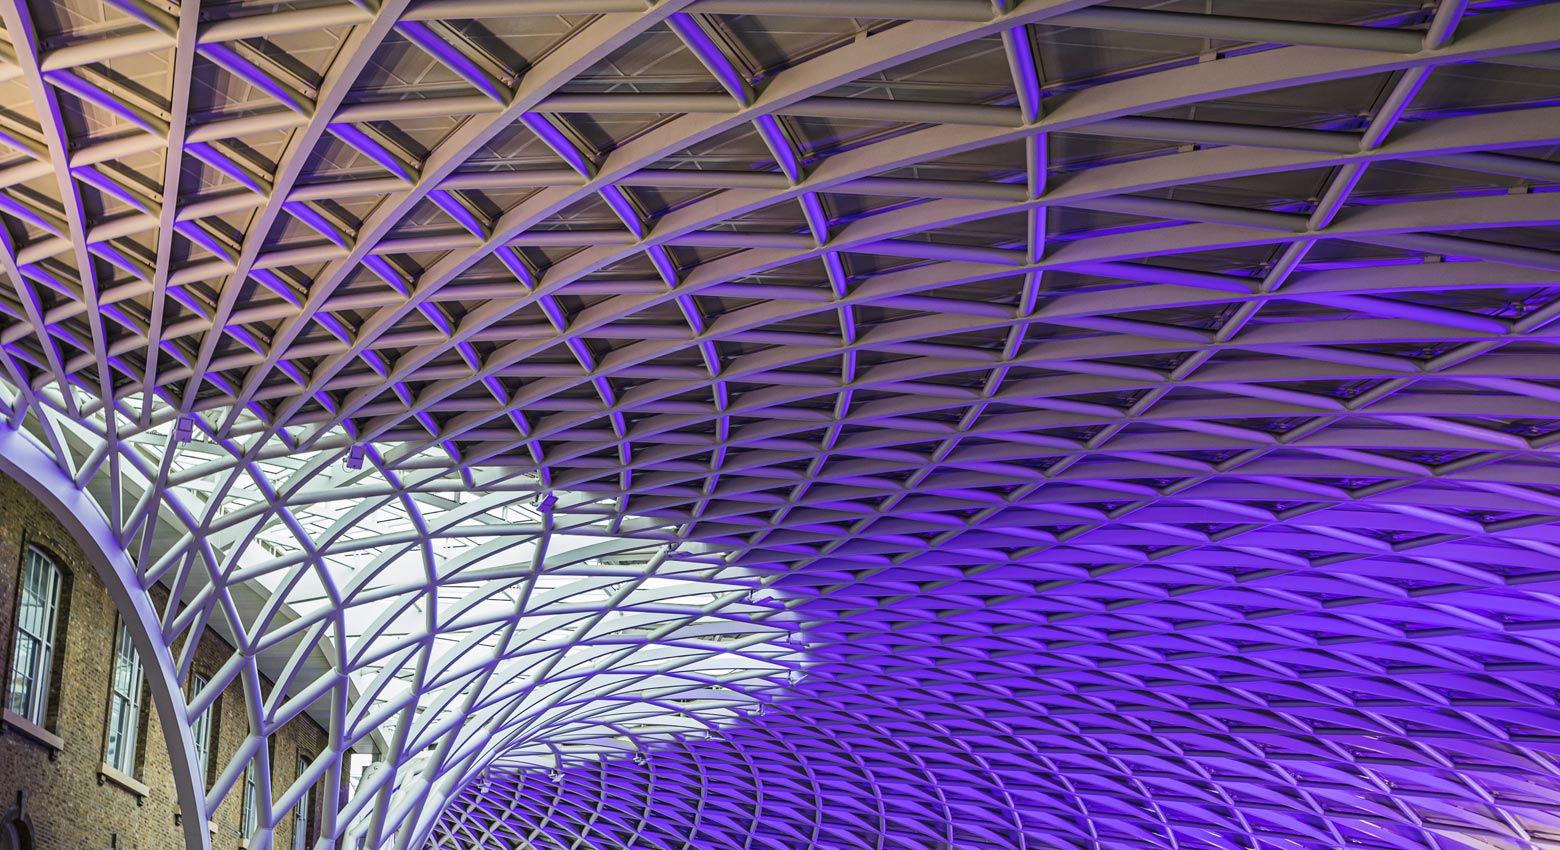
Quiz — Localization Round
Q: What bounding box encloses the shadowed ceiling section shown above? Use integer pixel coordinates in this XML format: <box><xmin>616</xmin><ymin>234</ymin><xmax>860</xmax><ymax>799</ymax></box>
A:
<box><xmin>4</xmin><ymin>1</ymin><xmax>1560</xmax><ymax>849</ymax></box>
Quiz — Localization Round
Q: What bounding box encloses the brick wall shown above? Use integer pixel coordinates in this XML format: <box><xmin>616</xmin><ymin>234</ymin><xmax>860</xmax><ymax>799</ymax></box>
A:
<box><xmin>0</xmin><ymin>469</ymin><xmax>330</xmax><ymax>850</ymax></box>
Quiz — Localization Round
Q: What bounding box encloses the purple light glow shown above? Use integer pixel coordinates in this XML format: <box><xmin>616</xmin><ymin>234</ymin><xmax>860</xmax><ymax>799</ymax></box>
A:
<box><xmin>4</xmin><ymin>3</ymin><xmax>1560</xmax><ymax>850</ymax></box>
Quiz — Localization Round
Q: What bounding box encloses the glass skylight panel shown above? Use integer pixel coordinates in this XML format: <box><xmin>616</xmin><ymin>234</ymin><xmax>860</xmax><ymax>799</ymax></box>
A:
<box><xmin>0</xmin><ymin>382</ymin><xmax>795</xmax><ymax>848</ymax></box>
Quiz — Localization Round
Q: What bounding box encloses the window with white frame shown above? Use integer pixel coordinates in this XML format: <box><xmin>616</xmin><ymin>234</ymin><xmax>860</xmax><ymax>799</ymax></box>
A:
<box><xmin>105</xmin><ymin>621</ymin><xmax>144</xmax><ymax>774</ymax></box>
<box><xmin>191</xmin><ymin>673</ymin><xmax>213</xmax><ymax>780</ymax></box>
<box><xmin>7</xmin><ymin>546</ymin><xmax>62</xmax><ymax>726</ymax></box>
<box><xmin>243</xmin><ymin>760</ymin><xmax>259</xmax><ymax>837</ymax></box>
<box><xmin>293</xmin><ymin>754</ymin><xmax>314</xmax><ymax>850</ymax></box>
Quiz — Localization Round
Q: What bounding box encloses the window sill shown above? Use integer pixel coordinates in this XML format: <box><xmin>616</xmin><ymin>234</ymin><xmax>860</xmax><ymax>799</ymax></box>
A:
<box><xmin>172</xmin><ymin>808</ymin><xmax>221</xmax><ymax>835</ymax></box>
<box><xmin>2</xmin><ymin>708</ymin><xmax>64</xmax><ymax>757</ymax></box>
<box><xmin>99</xmin><ymin>762</ymin><xmax>150</xmax><ymax>803</ymax></box>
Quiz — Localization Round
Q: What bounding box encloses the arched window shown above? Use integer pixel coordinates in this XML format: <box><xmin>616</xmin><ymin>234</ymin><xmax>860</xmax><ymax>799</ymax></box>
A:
<box><xmin>191</xmin><ymin>673</ymin><xmax>215</xmax><ymax>782</ymax></box>
<box><xmin>7</xmin><ymin>547</ymin><xmax>63</xmax><ymax>727</ymax></box>
<box><xmin>105</xmin><ymin>620</ymin><xmax>145</xmax><ymax>775</ymax></box>
<box><xmin>242</xmin><ymin>760</ymin><xmax>259</xmax><ymax>837</ymax></box>
<box><xmin>0</xmin><ymin>789</ymin><xmax>32</xmax><ymax>850</ymax></box>
<box><xmin>293</xmin><ymin>753</ymin><xmax>317</xmax><ymax>850</ymax></box>
<box><xmin>0</xmin><ymin>804</ymin><xmax>33</xmax><ymax>850</ymax></box>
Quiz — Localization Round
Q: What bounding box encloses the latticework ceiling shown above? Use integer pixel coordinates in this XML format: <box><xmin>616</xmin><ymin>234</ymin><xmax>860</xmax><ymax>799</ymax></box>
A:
<box><xmin>5</xmin><ymin>1</ymin><xmax>1560</xmax><ymax>850</ymax></box>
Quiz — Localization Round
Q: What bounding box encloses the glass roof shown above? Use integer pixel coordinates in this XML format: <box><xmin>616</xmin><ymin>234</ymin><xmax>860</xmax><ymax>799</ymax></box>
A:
<box><xmin>5</xmin><ymin>1</ymin><xmax>1560</xmax><ymax>849</ymax></box>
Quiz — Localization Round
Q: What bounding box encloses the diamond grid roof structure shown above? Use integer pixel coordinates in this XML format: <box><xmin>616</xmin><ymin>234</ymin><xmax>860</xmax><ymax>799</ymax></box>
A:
<box><xmin>5</xmin><ymin>0</ymin><xmax>1560</xmax><ymax>849</ymax></box>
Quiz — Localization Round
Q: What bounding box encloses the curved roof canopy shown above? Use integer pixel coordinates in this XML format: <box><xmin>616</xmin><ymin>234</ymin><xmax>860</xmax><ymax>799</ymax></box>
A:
<box><xmin>4</xmin><ymin>1</ymin><xmax>1560</xmax><ymax>850</ymax></box>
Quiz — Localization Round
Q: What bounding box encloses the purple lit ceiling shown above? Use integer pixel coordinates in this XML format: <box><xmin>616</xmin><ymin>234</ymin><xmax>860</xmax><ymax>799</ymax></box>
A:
<box><xmin>4</xmin><ymin>0</ymin><xmax>1560</xmax><ymax>849</ymax></box>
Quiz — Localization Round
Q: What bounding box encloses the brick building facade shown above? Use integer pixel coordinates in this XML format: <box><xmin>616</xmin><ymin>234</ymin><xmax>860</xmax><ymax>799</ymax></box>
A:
<box><xmin>0</xmin><ymin>469</ymin><xmax>329</xmax><ymax>850</ymax></box>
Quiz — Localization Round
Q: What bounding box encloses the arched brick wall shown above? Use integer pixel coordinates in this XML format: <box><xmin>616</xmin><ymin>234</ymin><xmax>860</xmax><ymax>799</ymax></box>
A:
<box><xmin>0</xmin><ymin>423</ymin><xmax>210</xmax><ymax>850</ymax></box>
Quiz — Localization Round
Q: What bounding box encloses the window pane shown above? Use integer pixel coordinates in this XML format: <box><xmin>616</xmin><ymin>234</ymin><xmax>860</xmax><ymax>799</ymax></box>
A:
<box><xmin>192</xmin><ymin>674</ymin><xmax>212</xmax><ymax>779</ymax></box>
<box><xmin>8</xmin><ymin>549</ymin><xmax>60</xmax><ymax>725</ymax></box>
<box><xmin>294</xmin><ymin>755</ymin><xmax>311</xmax><ymax>850</ymax></box>
<box><xmin>106</xmin><ymin>696</ymin><xmax>129</xmax><ymax>766</ymax></box>
<box><xmin>243</xmin><ymin>762</ymin><xmax>258</xmax><ymax>835</ymax></box>
<box><xmin>106</xmin><ymin>622</ymin><xmax>143</xmax><ymax>774</ymax></box>
<box><xmin>6</xmin><ymin>634</ymin><xmax>37</xmax><ymax>717</ymax></box>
